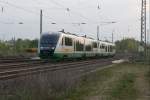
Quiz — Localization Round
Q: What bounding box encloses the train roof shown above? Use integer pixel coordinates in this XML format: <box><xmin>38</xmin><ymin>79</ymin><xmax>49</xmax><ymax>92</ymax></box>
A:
<box><xmin>42</xmin><ymin>31</ymin><xmax>115</xmax><ymax>45</ymax></box>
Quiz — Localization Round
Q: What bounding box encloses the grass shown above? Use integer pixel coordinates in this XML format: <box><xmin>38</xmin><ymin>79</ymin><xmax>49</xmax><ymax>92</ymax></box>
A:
<box><xmin>110</xmin><ymin>73</ymin><xmax>137</xmax><ymax>100</ymax></box>
<box><xmin>146</xmin><ymin>64</ymin><xmax>150</xmax><ymax>86</ymax></box>
<box><xmin>0</xmin><ymin>63</ymin><xmax>150</xmax><ymax>100</ymax></box>
<box><xmin>56</xmin><ymin>63</ymin><xmax>150</xmax><ymax>100</ymax></box>
<box><xmin>50</xmin><ymin>68</ymin><xmax>114</xmax><ymax>100</ymax></box>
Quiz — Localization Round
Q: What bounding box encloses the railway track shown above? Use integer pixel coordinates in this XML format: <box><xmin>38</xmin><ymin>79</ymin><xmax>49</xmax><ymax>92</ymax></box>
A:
<box><xmin>0</xmin><ymin>60</ymin><xmax>48</xmax><ymax>71</ymax></box>
<box><xmin>0</xmin><ymin>57</ymin><xmax>122</xmax><ymax>80</ymax></box>
<box><xmin>0</xmin><ymin>57</ymin><xmax>40</xmax><ymax>63</ymax></box>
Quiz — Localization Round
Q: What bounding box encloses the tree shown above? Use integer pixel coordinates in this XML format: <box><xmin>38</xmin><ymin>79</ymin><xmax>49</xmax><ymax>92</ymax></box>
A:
<box><xmin>115</xmin><ymin>38</ymin><xmax>139</xmax><ymax>53</ymax></box>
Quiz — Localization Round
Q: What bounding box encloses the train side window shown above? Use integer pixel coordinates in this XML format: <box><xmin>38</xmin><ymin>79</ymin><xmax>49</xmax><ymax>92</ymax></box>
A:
<box><xmin>102</xmin><ymin>44</ymin><xmax>105</xmax><ymax>49</ymax></box>
<box><xmin>105</xmin><ymin>46</ymin><xmax>107</xmax><ymax>52</ymax></box>
<box><xmin>99</xmin><ymin>44</ymin><xmax>101</xmax><ymax>49</ymax></box>
<box><xmin>110</xmin><ymin>46</ymin><xmax>112</xmax><ymax>52</ymax></box>
<box><xmin>97</xmin><ymin>42</ymin><xmax>100</xmax><ymax>48</ymax></box>
<box><xmin>76</xmin><ymin>41</ymin><xmax>84</xmax><ymax>51</ymax></box>
<box><xmin>62</xmin><ymin>37</ymin><xmax>64</xmax><ymax>45</ymax></box>
<box><xmin>86</xmin><ymin>45</ymin><xmax>92</xmax><ymax>51</ymax></box>
<box><xmin>93</xmin><ymin>42</ymin><xmax>97</xmax><ymax>48</ymax></box>
<box><xmin>65</xmin><ymin>37</ymin><xmax>73</xmax><ymax>46</ymax></box>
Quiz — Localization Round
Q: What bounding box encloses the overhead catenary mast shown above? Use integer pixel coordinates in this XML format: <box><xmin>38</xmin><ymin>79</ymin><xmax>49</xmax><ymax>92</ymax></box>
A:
<box><xmin>38</xmin><ymin>9</ymin><xmax>43</xmax><ymax>54</ymax></box>
<box><xmin>97</xmin><ymin>25</ymin><xmax>100</xmax><ymax>40</ymax></box>
<box><xmin>141</xmin><ymin>0</ymin><xmax>147</xmax><ymax>56</ymax></box>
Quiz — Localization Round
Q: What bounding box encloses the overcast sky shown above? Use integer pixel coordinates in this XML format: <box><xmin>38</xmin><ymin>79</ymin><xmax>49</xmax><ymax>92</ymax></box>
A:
<box><xmin>0</xmin><ymin>0</ymin><xmax>149</xmax><ymax>41</ymax></box>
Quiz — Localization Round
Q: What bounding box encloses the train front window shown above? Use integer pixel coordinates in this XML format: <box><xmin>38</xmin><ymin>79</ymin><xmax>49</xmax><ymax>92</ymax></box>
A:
<box><xmin>40</xmin><ymin>34</ymin><xmax>60</xmax><ymax>47</ymax></box>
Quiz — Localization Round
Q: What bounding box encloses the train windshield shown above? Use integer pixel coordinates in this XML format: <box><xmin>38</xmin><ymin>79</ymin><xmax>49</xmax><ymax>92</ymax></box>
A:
<box><xmin>40</xmin><ymin>33</ymin><xmax>60</xmax><ymax>47</ymax></box>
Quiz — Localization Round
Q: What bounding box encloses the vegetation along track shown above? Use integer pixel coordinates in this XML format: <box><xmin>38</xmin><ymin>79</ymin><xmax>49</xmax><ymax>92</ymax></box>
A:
<box><xmin>0</xmin><ymin>56</ymin><xmax>125</xmax><ymax>80</ymax></box>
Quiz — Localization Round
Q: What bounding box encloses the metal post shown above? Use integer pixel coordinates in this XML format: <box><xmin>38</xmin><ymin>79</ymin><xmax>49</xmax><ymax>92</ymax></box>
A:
<box><xmin>112</xmin><ymin>30</ymin><xmax>114</xmax><ymax>43</ymax></box>
<box><xmin>141</xmin><ymin>0</ymin><xmax>147</xmax><ymax>59</ymax></box>
<box><xmin>38</xmin><ymin>9</ymin><xmax>43</xmax><ymax>54</ymax></box>
<box><xmin>149</xmin><ymin>0</ymin><xmax>150</xmax><ymax>64</ymax></box>
<box><xmin>13</xmin><ymin>37</ymin><xmax>16</xmax><ymax>55</ymax></box>
<box><xmin>144</xmin><ymin>0</ymin><xmax>147</xmax><ymax>59</ymax></box>
<box><xmin>97</xmin><ymin>25</ymin><xmax>100</xmax><ymax>41</ymax></box>
<box><xmin>40</xmin><ymin>9</ymin><xmax>43</xmax><ymax>36</ymax></box>
<box><xmin>112</xmin><ymin>32</ymin><xmax>113</xmax><ymax>43</ymax></box>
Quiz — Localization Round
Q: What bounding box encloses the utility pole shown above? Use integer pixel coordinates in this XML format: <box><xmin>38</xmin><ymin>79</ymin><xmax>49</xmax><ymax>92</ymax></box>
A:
<box><xmin>112</xmin><ymin>31</ymin><xmax>114</xmax><ymax>43</ymax></box>
<box><xmin>38</xmin><ymin>9</ymin><xmax>43</xmax><ymax>54</ymax></box>
<box><xmin>149</xmin><ymin>0</ymin><xmax>150</xmax><ymax>64</ymax></box>
<box><xmin>141</xmin><ymin>0</ymin><xmax>147</xmax><ymax>58</ymax></box>
<box><xmin>40</xmin><ymin>9</ymin><xmax>43</xmax><ymax>36</ymax></box>
<box><xmin>13</xmin><ymin>37</ymin><xmax>16</xmax><ymax>55</ymax></box>
<box><xmin>97</xmin><ymin>25</ymin><xmax>100</xmax><ymax>41</ymax></box>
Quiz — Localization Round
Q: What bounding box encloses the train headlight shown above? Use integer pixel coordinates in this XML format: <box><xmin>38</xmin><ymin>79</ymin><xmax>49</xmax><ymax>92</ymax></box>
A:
<box><xmin>51</xmin><ymin>47</ymin><xmax>55</xmax><ymax>50</ymax></box>
<box><xmin>40</xmin><ymin>47</ymin><xmax>44</xmax><ymax>49</ymax></box>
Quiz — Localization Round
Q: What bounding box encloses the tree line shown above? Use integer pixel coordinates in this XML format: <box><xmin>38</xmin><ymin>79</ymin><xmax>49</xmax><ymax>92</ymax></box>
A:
<box><xmin>0</xmin><ymin>38</ymin><xmax>149</xmax><ymax>56</ymax></box>
<box><xmin>0</xmin><ymin>39</ymin><xmax>38</xmax><ymax>56</ymax></box>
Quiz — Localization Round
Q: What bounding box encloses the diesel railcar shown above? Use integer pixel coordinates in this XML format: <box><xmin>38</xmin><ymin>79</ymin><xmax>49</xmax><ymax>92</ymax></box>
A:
<box><xmin>39</xmin><ymin>32</ymin><xmax>116</xmax><ymax>59</ymax></box>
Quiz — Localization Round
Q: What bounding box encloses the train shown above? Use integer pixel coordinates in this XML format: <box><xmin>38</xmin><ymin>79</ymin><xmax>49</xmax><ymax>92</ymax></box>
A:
<box><xmin>39</xmin><ymin>31</ymin><xmax>116</xmax><ymax>59</ymax></box>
